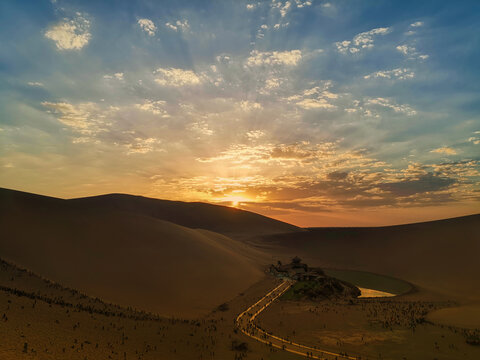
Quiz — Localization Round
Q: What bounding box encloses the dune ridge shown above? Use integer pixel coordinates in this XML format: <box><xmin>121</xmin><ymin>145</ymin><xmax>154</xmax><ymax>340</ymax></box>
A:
<box><xmin>0</xmin><ymin>187</ymin><xmax>272</xmax><ymax>317</ymax></box>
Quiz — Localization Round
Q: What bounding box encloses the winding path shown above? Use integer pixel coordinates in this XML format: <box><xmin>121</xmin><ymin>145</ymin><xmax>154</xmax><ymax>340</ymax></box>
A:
<box><xmin>235</xmin><ymin>280</ymin><xmax>359</xmax><ymax>360</ymax></box>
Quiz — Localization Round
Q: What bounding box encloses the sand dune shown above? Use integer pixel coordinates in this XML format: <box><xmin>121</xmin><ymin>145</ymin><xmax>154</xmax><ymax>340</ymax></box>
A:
<box><xmin>0</xmin><ymin>188</ymin><xmax>269</xmax><ymax>317</ymax></box>
<box><xmin>69</xmin><ymin>193</ymin><xmax>299</xmax><ymax>238</ymax></box>
<box><xmin>252</xmin><ymin>214</ymin><xmax>480</xmax><ymax>300</ymax></box>
<box><xmin>1</xmin><ymin>187</ymin><xmax>478</xmax><ymax>317</ymax></box>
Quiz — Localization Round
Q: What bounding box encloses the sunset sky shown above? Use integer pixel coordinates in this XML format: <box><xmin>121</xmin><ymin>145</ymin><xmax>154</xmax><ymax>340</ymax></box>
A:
<box><xmin>1</xmin><ymin>0</ymin><xmax>479</xmax><ymax>226</ymax></box>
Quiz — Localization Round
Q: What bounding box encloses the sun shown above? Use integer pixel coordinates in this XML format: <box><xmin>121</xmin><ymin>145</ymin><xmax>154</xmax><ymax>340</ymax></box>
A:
<box><xmin>216</xmin><ymin>194</ymin><xmax>251</xmax><ymax>207</ymax></box>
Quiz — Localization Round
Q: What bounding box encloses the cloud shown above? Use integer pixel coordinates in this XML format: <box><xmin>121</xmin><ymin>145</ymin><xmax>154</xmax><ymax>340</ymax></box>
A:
<box><xmin>287</xmin><ymin>84</ymin><xmax>338</xmax><ymax>110</ymax></box>
<box><xmin>27</xmin><ymin>82</ymin><xmax>44</xmax><ymax>87</ymax></box>
<box><xmin>263</xmin><ymin>77</ymin><xmax>282</xmax><ymax>91</ymax></box>
<box><xmin>165</xmin><ymin>19</ymin><xmax>189</xmax><ymax>32</ymax></box>
<box><xmin>246</xmin><ymin>50</ymin><xmax>302</xmax><ymax>66</ymax></box>
<box><xmin>396</xmin><ymin>45</ymin><xmax>429</xmax><ymax>60</ymax></box>
<box><xmin>366</xmin><ymin>97</ymin><xmax>416</xmax><ymax>116</ymax></box>
<box><xmin>327</xmin><ymin>171</ymin><xmax>349</xmax><ymax>181</ymax></box>
<box><xmin>154</xmin><ymin>67</ymin><xmax>202</xmax><ymax>86</ymax></box>
<box><xmin>188</xmin><ymin>121</ymin><xmax>214</xmax><ymax>136</ymax></box>
<box><xmin>396</xmin><ymin>45</ymin><xmax>414</xmax><ymax>55</ymax></box>
<box><xmin>240</xmin><ymin>100</ymin><xmax>263</xmax><ymax>111</ymax></box>
<box><xmin>378</xmin><ymin>173</ymin><xmax>455</xmax><ymax>197</ymax></box>
<box><xmin>364</xmin><ymin>68</ymin><xmax>414</xmax><ymax>80</ymax></box>
<box><xmin>103</xmin><ymin>72</ymin><xmax>124</xmax><ymax>80</ymax></box>
<box><xmin>246</xmin><ymin>4</ymin><xmax>256</xmax><ymax>10</ymax></box>
<box><xmin>431</xmin><ymin>147</ymin><xmax>457</xmax><ymax>155</ymax></box>
<box><xmin>335</xmin><ymin>27</ymin><xmax>391</xmax><ymax>54</ymax></box>
<box><xmin>246</xmin><ymin>130</ymin><xmax>265</xmax><ymax>140</ymax></box>
<box><xmin>295</xmin><ymin>98</ymin><xmax>336</xmax><ymax>109</ymax></box>
<box><xmin>272</xmin><ymin>1</ymin><xmax>292</xmax><ymax>18</ymax></box>
<box><xmin>410</xmin><ymin>21</ymin><xmax>424</xmax><ymax>27</ymax></box>
<box><xmin>42</xmin><ymin>101</ymin><xmax>107</xmax><ymax>133</ymax></box>
<box><xmin>273</xmin><ymin>23</ymin><xmax>289</xmax><ymax>30</ymax></box>
<box><xmin>135</xmin><ymin>100</ymin><xmax>169</xmax><ymax>117</ymax></box>
<box><xmin>468</xmin><ymin>131</ymin><xmax>480</xmax><ymax>145</ymax></box>
<box><xmin>270</xmin><ymin>0</ymin><xmax>311</xmax><ymax>18</ymax></box>
<box><xmin>42</xmin><ymin>101</ymin><xmax>165</xmax><ymax>155</ymax></box>
<box><xmin>138</xmin><ymin>18</ymin><xmax>157</xmax><ymax>36</ymax></box>
<box><xmin>270</xmin><ymin>142</ymin><xmax>335</xmax><ymax>160</ymax></box>
<box><xmin>125</xmin><ymin>138</ymin><xmax>161</xmax><ymax>154</ymax></box>
<box><xmin>45</xmin><ymin>14</ymin><xmax>91</xmax><ymax>50</ymax></box>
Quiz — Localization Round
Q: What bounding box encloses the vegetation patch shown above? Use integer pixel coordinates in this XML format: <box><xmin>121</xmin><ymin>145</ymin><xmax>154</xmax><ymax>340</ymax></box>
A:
<box><xmin>281</xmin><ymin>279</ymin><xmax>360</xmax><ymax>301</ymax></box>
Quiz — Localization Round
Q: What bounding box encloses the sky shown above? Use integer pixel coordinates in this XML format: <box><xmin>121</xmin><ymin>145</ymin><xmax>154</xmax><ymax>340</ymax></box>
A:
<box><xmin>1</xmin><ymin>0</ymin><xmax>479</xmax><ymax>227</ymax></box>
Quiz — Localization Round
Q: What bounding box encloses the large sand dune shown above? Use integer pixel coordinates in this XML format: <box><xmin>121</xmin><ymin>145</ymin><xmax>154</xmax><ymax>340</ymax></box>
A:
<box><xmin>1</xmin><ymin>187</ymin><xmax>479</xmax><ymax>317</ymax></box>
<box><xmin>254</xmin><ymin>215</ymin><xmax>480</xmax><ymax>300</ymax></box>
<box><xmin>0</xmin><ymin>188</ymin><xmax>271</xmax><ymax>317</ymax></box>
<box><xmin>69</xmin><ymin>193</ymin><xmax>299</xmax><ymax>238</ymax></box>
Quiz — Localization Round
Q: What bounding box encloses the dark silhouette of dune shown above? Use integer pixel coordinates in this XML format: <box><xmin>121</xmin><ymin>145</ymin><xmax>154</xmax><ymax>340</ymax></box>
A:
<box><xmin>0</xmin><ymin>188</ymin><xmax>298</xmax><ymax>238</ymax></box>
<box><xmin>0</xmin><ymin>187</ymin><xmax>275</xmax><ymax>317</ymax></box>
<box><xmin>255</xmin><ymin>214</ymin><xmax>480</xmax><ymax>300</ymax></box>
<box><xmin>1</xmin><ymin>187</ymin><xmax>478</xmax><ymax>316</ymax></box>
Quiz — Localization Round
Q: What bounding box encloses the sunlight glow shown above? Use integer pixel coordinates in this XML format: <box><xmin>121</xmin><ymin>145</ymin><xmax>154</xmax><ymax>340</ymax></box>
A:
<box><xmin>217</xmin><ymin>194</ymin><xmax>253</xmax><ymax>207</ymax></box>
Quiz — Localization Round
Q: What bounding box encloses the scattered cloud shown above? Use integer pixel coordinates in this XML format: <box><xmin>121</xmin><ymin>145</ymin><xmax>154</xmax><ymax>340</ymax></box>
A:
<box><xmin>396</xmin><ymin>45</ymin><xmax>429</xmax><ymax>60</ymax></box>
<box><xmin>364</xmin><ymin>68</ymin><xmax>414</xmax><ymax>80</ymax></box>
<box><xmin>246</xmin><ymin>49</ymin><xmax>302</xmax><ymax>66</ymax></box>
<box><xmin>125</xmin><ymin>137</ymin><xmax>161</xmax><ymax>155</ymax></box>
<box><xmin>431</xmin><ymin>147</ymin><xmax>457</xmax><ymax>155</ymax></box>
<box><xmin>366</xmin><ymin>97</ymin><xmax>416</xmax><ymax>116</ymax></box>
<box><xmin>270</xmin><ymin>0</ymin><xmax>312</xmax><ymax>18</ymax></box>
<box><xmin>137</xmin><ymin>18</ymin><xmax>157</xmax><ymax>36</ymax></box>
<box><xmin>188</xmin><ymin>121</ymin><xmax>214</xmax><ymax>136</ymax></box>
<box><xmin>295</xmin><ymin>98</ymin><xmax>336</xmax><ymax>110</ymax></box>
<box><xmin>335</xmin><ymin>27</ymin><xmax>391</xmax><ymax>54</ymax></box>
<box><xmin>273</xmin><ymin>23</ymin><xmax>290</xmax><ymax>30</ymax></box>
<box><xmin>135</xmin><ymin>100</ymin><xmax>169</xmax><ymax>117</ymax></box>
<box><xmin>103</xmin><ymin>72</ymin><xmax>124</xmax><ymax>80</ymax></box>
<box><xmin>246</xmin><ymin>130</ymin><xmax>265</xmax><ymax>140</ymax></box>
<box><xmin>410</xmin><ymin>21</ymin><xmax>424</xmax><ymax>27</ymax></box>
<box><xmin>154</xmin><ymin>67</ymin><xmax>202</xmax><ymax>86</ymax></box>
<box><xmin>288</xmin><ymin>83</ymin><xmax>338</xmax><ymax>110</ymax></box>
<box><xmin>7</xmin><ymin>2</ymin><xmax>480</xmax><ymax>222</ymax></box>
<box><xmin>42</xmin><ymin>101</ymin><xmax>107</xmax><ymax>133</ymax></box>
<box><xmin>468</xmin><ymin>131</ymin><xmax>480</xmax><ymax>145</ymax></box>
<box><xmin>240</xmin><ymin>100</ymin><xmax>263</xmax><ymax>111</ymax></box>
<box><xmin>45</xmin><ymin>14</ymin><xmax>91</xmax><ymax>50</ymax></box>
<box><xmin>165</xmin><ymin>19</ymin><xmax>189</xmax><ymax>32</ymax></box>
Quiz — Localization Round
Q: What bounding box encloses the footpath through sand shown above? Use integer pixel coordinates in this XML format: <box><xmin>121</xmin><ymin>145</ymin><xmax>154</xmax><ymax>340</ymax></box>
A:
<box><xmin>236</xmin><ymin>279</ymin><xmax>360</xmax><ymax>360</ymax></box>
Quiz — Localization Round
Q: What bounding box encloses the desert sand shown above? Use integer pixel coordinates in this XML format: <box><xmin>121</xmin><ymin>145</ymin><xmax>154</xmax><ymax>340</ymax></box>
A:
<box><xmin>1</xmin><ymin>187</ymin><xmax>479</xmax><ymax>359</ymax></box>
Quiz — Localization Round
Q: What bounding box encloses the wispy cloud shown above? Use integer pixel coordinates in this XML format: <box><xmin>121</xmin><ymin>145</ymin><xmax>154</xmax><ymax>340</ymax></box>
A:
<box><xmin>335</xmin><ymin>27</ymin><xmax>391</xmax><ymax>54</ymax></box>
<box><xmin>27</xmin><ymin>82</ymin><xmax>44</xmax><ymax>87</ymax></box>
<box><xmin>154</xmin><ymin>67</ymin><xmax>202</xmax><ymax>86</ymax></box>
<box><xmin>366</xmin><ymin>97</ymin><xmax>417</xmax><ymax>116</ymax></box>
<box><xmin>431</xmin><ymin>147</ymin><xmax>457</xmax><ymax>155</ymax></box>
<box><xmin>246</xmin><ymin>49</ymin><xmax>302</xmax><ymax>66</ymax></box>
<box><xmin>364</xmin><ymin>68</ymin><xmax>414</xmax><ymax>80</ymax></box>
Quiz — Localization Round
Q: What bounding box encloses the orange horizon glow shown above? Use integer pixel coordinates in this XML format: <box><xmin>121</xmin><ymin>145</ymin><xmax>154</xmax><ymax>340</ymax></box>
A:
<box><xmin>2</xmin><ymin>185</ymin><xmax>478</xmax><ymax>228</ymax></box>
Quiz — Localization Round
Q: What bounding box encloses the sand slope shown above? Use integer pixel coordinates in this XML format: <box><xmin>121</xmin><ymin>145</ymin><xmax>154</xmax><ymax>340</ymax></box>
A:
<box><xmin>0</xmin><ymin>188</ymin><xmax>268</xmax><ymax>317</ymax></box>
<box><xmin>69</xmin><ymin>193</ymin><xmax>299</xmax><ymax>238</ymax></box>
<box><xmin>254</xmin><ymin>215</ymin><xmax>480</xmax><ymax>300</ymax></box>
